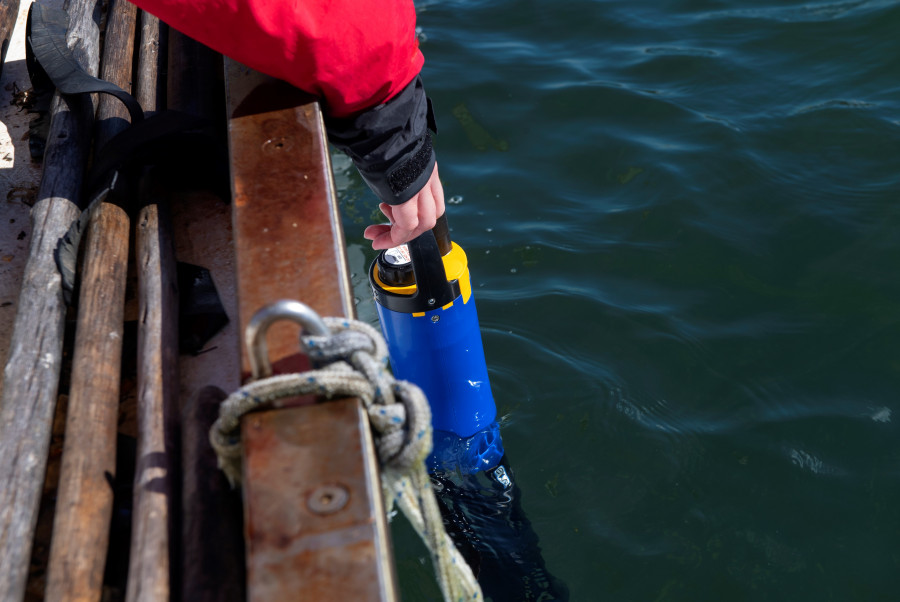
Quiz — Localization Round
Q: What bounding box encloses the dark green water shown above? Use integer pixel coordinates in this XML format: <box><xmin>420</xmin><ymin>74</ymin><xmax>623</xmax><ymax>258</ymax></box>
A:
<box><xmin>336</xmin><ymin>1</ymin><xmax>900</xmax><ymax>599</ymax></box>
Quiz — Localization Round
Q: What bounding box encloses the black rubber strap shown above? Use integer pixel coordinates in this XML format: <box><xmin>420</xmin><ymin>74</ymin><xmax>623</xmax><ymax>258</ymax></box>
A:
<box><xmin>85</xmin><ymin>110</ymin><xmax>218</xmax><ymax>193</ymax></box>
<box><xmin>26</xmin><ymin>6</ymin><xmax>231</xmax><ymax>311</ymax></box>
<box><xmin>27</xmin><ymin>3</ymin><xmax>144</xmax><ymax>125</ymax></box>
<box><xmin>54</xmin><ymin>110</ymin><xmax>225</xmax><ymax>305</ymax></box>
<box><xmin>406</xmin><ymin>227</ymin><xmax>456</xmax><ymax>309</ymax></box>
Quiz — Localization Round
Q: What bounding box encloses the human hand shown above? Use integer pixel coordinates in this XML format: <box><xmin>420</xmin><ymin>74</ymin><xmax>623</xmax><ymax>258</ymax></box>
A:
<box><xmin>364</xmin><ymin>162</ymin><xmax>445</xmax><ymax>250</ymax></box>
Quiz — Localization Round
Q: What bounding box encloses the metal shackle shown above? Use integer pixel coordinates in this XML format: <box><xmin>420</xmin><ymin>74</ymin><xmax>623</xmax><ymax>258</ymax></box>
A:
<box><xmin>245</xmin><ymin>300</ymin><xmax>330</xmax><ymax>380</ymax></box>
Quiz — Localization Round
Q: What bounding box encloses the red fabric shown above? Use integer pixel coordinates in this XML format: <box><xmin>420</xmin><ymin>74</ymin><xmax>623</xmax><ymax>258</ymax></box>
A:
<box><xmin>130</xmin><ymin>0</ymin><xmax>425</xmax><ymax>117</ymax></box>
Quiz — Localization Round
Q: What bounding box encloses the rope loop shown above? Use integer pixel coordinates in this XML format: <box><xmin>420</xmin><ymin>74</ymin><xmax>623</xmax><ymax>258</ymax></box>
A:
<box><xmin>209</xmin><ymin>315</ymin><xmax>430</xmax><ymax>484</ymax></box>
<box><xmin>209</xmin><ymin>302</ymin><xmax>481</xmax><ymax>602</ymax></box>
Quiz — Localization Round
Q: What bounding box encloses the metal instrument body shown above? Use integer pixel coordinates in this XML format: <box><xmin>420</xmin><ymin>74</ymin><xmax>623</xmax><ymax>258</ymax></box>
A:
<box><xmin>369</xmin><ymin>217</ymin><xmax>504</xmax><ymax>474</ymax></box>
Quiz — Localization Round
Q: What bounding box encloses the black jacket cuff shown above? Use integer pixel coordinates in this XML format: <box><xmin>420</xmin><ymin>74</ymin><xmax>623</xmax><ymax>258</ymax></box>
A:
<box><xmin>325</xmin><ymin>75</ymin><xmax>437</xmax><ymax>205</ymax></box>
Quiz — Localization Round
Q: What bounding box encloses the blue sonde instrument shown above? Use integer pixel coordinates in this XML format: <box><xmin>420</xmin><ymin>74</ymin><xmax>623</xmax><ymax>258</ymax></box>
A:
<box><xmin>368</xmin><ymin>215</ymin><xmax>504</xmax><ymax>474</ymax></box>
<box><xmin>370</xmin><ymin>216</ymin><xmax>570</xmax><ymax>600</ymax></box>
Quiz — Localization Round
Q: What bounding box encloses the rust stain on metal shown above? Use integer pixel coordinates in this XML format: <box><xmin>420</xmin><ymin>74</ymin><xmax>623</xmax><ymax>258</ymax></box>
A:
<box><xmin>226</xmin><ymin>62</ymin><xmax>395</xmax><ymax>601</ymax></box>
<box><xmin>229</xmin><ymin>72</ymin><xmax>353</xmax><ymax>378</ymax></box>
<box><xmin>242</xmin><ymin>400</ymin><xmax>396</xmax><ymax>601</ymax></box>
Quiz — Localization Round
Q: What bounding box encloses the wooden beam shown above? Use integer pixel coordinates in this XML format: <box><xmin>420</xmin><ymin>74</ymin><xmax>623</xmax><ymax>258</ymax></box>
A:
<box><xmin>44</xmin><ymin>201</ymin><xmax>130</xmax><ymax>602</ymax></box>
<box><xmin>167</xmin><ymin>27</ymin><xmax>220</xmax><ymax>118</ymax></box>
<box><xmin>134</xmin><ymin>10</ymin><xmax>164</xmax><ymax>116</ymax></box>
<box><xmin>181</xmin><ymin>386</ymin><xmax>245</xmax><ymax>602</ymax></box>
<box><xmin>164</xmin><ymin>31</ymin><xmax>247</xmax><ymax>601</ymax></box>
<box><xmin>127</xmin><ymin>189</ymin><xmax>179</xmax><ymax>602</ymax></box>
<box><xmin>0</xmin><ymin>1</ymin><xmax>100</xmax><ymax>598</ymax></box>
<box><xmin>93</xmin><ymin>0</ymin><xmax>138</xmax><ymax>150</ymax></box>
<box><xmin>45</xmin><ymin>0</ymin><xmax>137</xmax><ymax>598</ymax></box>
<box><xmin>124</xmin><ymin>10</ymin><xmax>178</xmax><ymax>602</ymax></box>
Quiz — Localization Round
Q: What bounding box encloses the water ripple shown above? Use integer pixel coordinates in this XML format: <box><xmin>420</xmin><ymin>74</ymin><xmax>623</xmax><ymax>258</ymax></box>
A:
<box><xmin>642</xmin><ymin>46</ymin><xmax>720</xmax><ymax>57</ymax></box>
<box><xmin>791</xmin><ymin>98</ymin><xmax>880</xmax><ymax>114</ymax></box>
<box><xmin>693</xmin><ymin>0</ymin><xmax>897</xmax><ymax>23</ymax></box>
<box><xmin>346</xmin><ymin>1</ymin><xmax>900</xmax><ymax>596</ymax></box>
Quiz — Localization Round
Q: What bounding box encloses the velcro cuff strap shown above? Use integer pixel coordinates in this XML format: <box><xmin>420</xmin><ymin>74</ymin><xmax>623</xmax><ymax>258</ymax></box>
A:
<box><xmin>326</xmin><ymin>75</ymin><xmax>437</xmax><ymax>205</ymax></box>
<box><xmin>358</xmin><ymin>133</ymin><xmax>435</xmax><ymax>205</ymax></box>
<box><xmin>387</xmin><ymin>133</ymin><xmax>434</xmax><ymax>201</ymax></box>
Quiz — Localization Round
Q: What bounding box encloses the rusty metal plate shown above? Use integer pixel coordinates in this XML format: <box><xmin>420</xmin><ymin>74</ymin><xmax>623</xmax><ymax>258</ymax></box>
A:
<box><xmin>227</xmin><ymin>62</ymin><xmax>354</xmax><ymax>377</ymax></box>
<box><xmin>241</xmin><ymin>399</ymin><xmax>396</xmax><ymax>601</ymax></box>
<box><xmin>225</xmin><ymin>60</ymin><xmax>396</xmax><ymax>602</ymax></box>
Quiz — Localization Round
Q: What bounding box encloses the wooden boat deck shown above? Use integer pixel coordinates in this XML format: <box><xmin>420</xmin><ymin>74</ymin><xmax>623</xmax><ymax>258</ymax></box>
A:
<box><xmin>1</xmin><ymin>2</ymin><xmax>395</xmax><ymax>599</ymax></box>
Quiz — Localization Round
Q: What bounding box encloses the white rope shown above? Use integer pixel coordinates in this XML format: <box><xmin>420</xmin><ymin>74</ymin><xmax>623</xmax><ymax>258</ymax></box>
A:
<box><xmin>210</xmin><ymin>317</ymin><xmax>482</xmax><ymax>602</ymax></box>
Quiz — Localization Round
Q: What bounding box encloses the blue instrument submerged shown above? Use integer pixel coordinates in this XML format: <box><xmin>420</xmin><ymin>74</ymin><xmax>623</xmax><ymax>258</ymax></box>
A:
<box><xmin>370</xmin><ymin>215</ymin><xmax>570</xmax><ymax>601</ymax></box>
<box><xmin>368</xmin><ymin>215</ymin><xmax>504</xmax><ymax>474</ymax></box>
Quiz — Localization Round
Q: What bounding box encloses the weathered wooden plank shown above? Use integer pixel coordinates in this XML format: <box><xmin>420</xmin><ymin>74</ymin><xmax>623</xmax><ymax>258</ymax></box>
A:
<box><xmin>225</xmin><ymin>61</ymin><xmax>396</xmax><ymax>601</ymax></box>
<box><xmin>181</xmin><ymin>386</ymin><xmax>245</xmax><ymax>602</ymax></box>
<box><xmin>164</xmin><ymin>29</ymin><xmax>240</xmax><ymax>601</ymax></box>
<box><xmin>124</xmin><ymin>10</ymin><xmax>176</xmax><ymax>602</ymax></box>
<box><xmin>94</xmin><ymin>0</ymin><xmax>138</xmax><ymax>149</ymax></box>
<box><xmin>134</xmin><ymin>10</ymin><xmax>164</xmax><ymax>114</ymax></box>
<box><xmin>0</xmin><ymin>0</ymin><xmax>19</xmax><ymax>81</ymax></box>
<box><xmin>45</xmin><ymin>1</ymin><xmax>138</xmax><ymax>599</ymax></box>
<box><xmin>0</xmin><ymin>0</ymin><xmax>100</xmax><ymax>598</ymax></box>
<box><xmin>167</xmin><ymin>27</ymin><xmax>220</xmax><ymax>118</ymax></box>
<box><xmin>45</xmin><ymin>202</ymin><xmax>130</xmax><ymax>602</ymax></box>
<box><xmin>126</xmin><ymin>193</ymin><xmax>178</xmax><ymax>602</ymax></box>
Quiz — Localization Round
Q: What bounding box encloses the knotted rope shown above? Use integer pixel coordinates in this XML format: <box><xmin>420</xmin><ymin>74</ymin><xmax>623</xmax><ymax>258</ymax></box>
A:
<box><xmin>210</xmin><ymin>316</ymin><xmax>481</xmax><ymax>602</ymax></box>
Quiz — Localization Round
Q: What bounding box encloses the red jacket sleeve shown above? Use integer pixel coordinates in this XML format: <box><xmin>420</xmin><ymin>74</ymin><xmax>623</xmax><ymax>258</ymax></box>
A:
<box><xmin>130</xmin><ymin>0</ymin><xmax>425</xmax><ymax>117</ymax></box>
